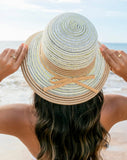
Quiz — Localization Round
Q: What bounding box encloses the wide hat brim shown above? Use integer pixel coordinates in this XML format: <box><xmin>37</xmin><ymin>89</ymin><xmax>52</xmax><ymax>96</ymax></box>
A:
<box><xmin>21</xmin><ymin>31</ymin><xmax>109</xmax><ymax>105</ymax></box>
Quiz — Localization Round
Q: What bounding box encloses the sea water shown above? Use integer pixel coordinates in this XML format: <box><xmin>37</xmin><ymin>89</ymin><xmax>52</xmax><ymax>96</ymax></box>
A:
<box><xmin>0</xmin><ymin>41</ymin><xmax>127</xmax><ymax>105</ymax></box>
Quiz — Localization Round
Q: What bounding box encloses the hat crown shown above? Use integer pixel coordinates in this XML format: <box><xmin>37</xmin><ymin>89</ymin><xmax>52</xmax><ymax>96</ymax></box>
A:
<box><xmin>22</xmin><ymin>12</ymin><xmax>110</xmax><ymax>105</ymax></box>
<box><xmin>41</xmin><ymin>12</ymin><xmax>98</xmax><ymax>70</ymax></box>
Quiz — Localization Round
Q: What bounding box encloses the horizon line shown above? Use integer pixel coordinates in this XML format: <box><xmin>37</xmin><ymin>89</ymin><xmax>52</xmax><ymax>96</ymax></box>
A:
<box><xmin>0</xmin><ymin>40</ymin><xmax>127</xmax><ymax>44</ymax></box>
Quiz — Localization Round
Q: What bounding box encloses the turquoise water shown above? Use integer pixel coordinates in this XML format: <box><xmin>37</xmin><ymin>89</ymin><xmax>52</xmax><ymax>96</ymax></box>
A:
<box><xmin>0</xmin><ymin>41</ymin><xmax>127</xmax><ymax>105</ymax></box>
<box><xmin>0</xmin><ymin>41</ymin><xmax>127</xmax><ymax>52</ymax></box>
<box><xmin>105</xmin><ymin>43</ymin><xmax>127</xmax><ymax>52</ymax></box>
<box><xmin>0</xmin><ymin>41</ymin><xmax>127</xmax><ymax>53</ymax></box>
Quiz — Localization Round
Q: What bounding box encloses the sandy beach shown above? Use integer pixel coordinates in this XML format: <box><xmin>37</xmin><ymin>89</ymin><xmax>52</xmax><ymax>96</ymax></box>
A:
<box><xmin>102</xmin><ymin>121</ymin><xmax>127</xmax><ymax>160</ymax></box>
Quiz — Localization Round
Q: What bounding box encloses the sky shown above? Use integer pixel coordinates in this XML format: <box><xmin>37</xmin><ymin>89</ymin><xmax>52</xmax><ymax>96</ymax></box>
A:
<box><xmin>0</xmin><ymin>0</ymin><xmax>127</xmax><ymax>42</ymax></box>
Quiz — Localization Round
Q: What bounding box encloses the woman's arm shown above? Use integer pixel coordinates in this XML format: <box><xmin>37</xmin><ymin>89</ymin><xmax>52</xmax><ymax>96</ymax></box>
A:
<box><xmin>101</xmin><ymin>94</ymin><xmax>127</xmax><ymax>131</ymax></box>
<box><xmin>0</xmin><ymin>103</ymin><xmax>40</xmax><ymax>157</ymax></box>
<box><xmin>0</xmin><ymin>44</ymin><xmax>28</xmax><ymax>136</ymax></box>
<box><xmin>0</xmin><ymin>104</ymin><xmax>31</xmax><ymax>136</ymax></box>
<box><xmin>100</xmin><ymin>45</ymin><xmax>127</xmax><ymax>130</ymax></box>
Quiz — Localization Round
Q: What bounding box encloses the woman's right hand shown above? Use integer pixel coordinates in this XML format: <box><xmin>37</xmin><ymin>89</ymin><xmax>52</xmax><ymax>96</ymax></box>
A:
<box><xmin>100</xmin><ymin>44</ymin><xmax>127</xmax><ymax>82</ymax></box>
<box><xmin>0</xmin><ymin>43</ymin><xmax>28</xmax><ymax>82</ymax></box>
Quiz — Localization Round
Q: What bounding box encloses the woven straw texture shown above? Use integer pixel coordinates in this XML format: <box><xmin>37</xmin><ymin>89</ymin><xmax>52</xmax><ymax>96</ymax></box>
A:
<box><xmin>21</xmin><ymin>13</ymin><xmax>109</xmax><ymax>105</ymax></box>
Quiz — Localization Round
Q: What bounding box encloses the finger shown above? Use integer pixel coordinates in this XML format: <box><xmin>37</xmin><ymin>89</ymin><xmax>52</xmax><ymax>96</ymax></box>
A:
<box><xmin>114</xmin><ymin>50</ymin><xmax>124</xmax><ymax>58</ymax></box>
<box><xmin>100</xmin><ymin>45</ymin><xmax>120</xmax><ymax>65</ymax></box>
<box><xmin>119</xmin><ymin>50</ymin><xmax>127</xmax><ymax>56</ymax></box>
<box><xmin>101</xmin><ymin>46</ymin><xmax>126</xmax><ymax>68</ymax></box>
<box><xmin>118</xmin><ymin>50</ymin><xmax>127</xmax><ymax>61</ymax></box>
<box><xmin>110</xmin><ymin>50</ymin><xmax>127</xmax><ymax>69</ymax></box>
<box><xmin>6</xmin><ymin>49</ymin><xmax>16</xmax><ymax>59</ymax></box>
<box><xmin>100</xmin><ymin>44</ymin><xmax>117</xmax><ymax>68</ymax></box>
<box><xmin>103</xmin><ymin>52</ymin><xmax>117</xmax><ymax>70</ymax></box>
<box><xmin>4</xmin><ymin>49</ymin><xmax>17</xmax><ymax>69</ymax></box>
<box><xmin>110</xmin><ymin>50</ymin><xmax>123</xmax><ymax>64</ymax></box>
<box><xmin>14</xmin><ymin>43</ymin><xmax>24</xmax><ymax>60</ymax></box>
<box><xmin>110</xmin><ymin>49</ymin><xmax>115</xmax><ymax>52</ymax></box>
<box><xmin>0</xmin><ymin>48</ymin><xmax>10</xmax><ymax>57</ymax></box>
<box><xmin>101</xmin><ymin>46</ymin><xmax>124</xmax><ymax>63</ymax></box>
<box><xmin>100</xmin><ymin>44</ymin><xmax>112</xmax><ymax>57</ymax></box>
<box><xmin>116</xmin><ymin>50</ymin><xmax>127</xmax><ymax>69</ymax></box>
<box><xmin>15</xmin><ymin>44</ymin><xmax>28</xmax><ymax>67</ymax></box>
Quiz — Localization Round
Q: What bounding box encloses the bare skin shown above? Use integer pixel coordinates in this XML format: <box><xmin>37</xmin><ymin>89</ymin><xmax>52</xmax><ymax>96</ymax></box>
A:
<box><xmin>0</xmin><ymin>44</ymin><xmax>127</xmax><ymax>158</ymax></box>
<box><xmin>1</xmin><ymin>95</ymin><xmax>127</xmax><ymax>157</ymax></box>
<box><xmin>100</xmin><ymin>44</ymin><xmax>127</xmax><ymax>82</ymax></box>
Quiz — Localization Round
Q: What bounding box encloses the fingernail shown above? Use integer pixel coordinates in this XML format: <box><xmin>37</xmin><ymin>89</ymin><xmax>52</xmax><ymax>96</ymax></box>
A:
<box><xmin>102</xmin><ymin>44</ymin><xmax>106</xmax><ymax>48</ymax></box>
<box><xmin>21</xmin><ymin>43</ymin><xmax>24</xmax><ymax>46</ymax></box>
<box><xmin>100</xmin><ymin>48</ymin><xmax>104</xmax><ymax>53</ymax></box>
<box><xmin>24</xmin><ymin>44</ymin><xmax>28</xmax><ymax>48</ymax></box>
<box><xmin>100</xmin><ymin>44</ymin><xmax>106</xmax><ymax>52</ymax></box>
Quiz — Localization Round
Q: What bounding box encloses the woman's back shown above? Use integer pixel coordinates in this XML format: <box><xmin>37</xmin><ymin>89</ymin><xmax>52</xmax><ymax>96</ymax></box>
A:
<box><xmin>9</xmin><ymin>94</ymin><xmax>126</xmax><ymax>159</ymax></box>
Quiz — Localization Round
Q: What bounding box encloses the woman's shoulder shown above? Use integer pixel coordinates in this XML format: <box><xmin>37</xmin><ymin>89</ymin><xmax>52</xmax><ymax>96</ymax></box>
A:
<box><xmin>101</xmin><ymin>94</ymin><xmax>127</xmax><ymax>131</ymax></box>
<box><xmin>9</xmin><ymin>103</ymin><xmax>37</xmax><ymax>127</ymax></box>
<box><xmin>0</xmin><ymin>103</ymin><xmax>36</xmax><ymax>136</ymax></box>
<box><xmin>25</xmin><ymin>103</ymin><xmax>37</xmax><ymax>127</ymax></box>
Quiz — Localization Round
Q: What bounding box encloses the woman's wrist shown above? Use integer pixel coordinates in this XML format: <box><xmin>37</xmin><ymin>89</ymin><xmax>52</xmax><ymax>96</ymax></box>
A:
<box><xmin>0</xmin><ymin>73</ymin><xmax>6</xmax><ymax>82</ymax></box>
<box><xmin>123</xmin><ymin>76</ymin><xmax>127</xmax><ymax>82</ymax></box>
<box><xmin>0</xmin><ymin>77</ymin><xmax>3</xmax><ymax>82</ymax></box>
<box><xmin>0</xmin><ymin>75</ymin><xmax>3</xmax><ymax>82</ymax></box>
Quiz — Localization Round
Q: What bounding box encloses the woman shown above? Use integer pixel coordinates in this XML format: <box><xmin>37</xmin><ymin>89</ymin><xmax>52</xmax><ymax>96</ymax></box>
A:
<box><xmin>0</xmin><ymin>13</ymin><xmax>127</xmax><ymax>160</ymax></box>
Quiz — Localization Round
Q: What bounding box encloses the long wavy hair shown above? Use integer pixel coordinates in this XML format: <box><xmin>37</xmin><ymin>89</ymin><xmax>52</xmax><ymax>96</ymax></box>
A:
<box><xmin>34</xmin><ymin>91</ymin><xmax>109</xmax><ymax>160</ymax></box>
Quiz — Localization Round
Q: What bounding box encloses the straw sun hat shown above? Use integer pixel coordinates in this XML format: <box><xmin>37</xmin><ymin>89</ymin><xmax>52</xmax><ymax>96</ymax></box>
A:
<box><xmin>21</xmin><ymin>12</ymin><xmax>109</xmax><ymax>105</ymax></box>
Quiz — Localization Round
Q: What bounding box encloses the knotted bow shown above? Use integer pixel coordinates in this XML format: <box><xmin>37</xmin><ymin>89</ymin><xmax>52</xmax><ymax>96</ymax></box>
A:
<box><xmin>43</xmin><ymin>75</ymin><xmax>98</xmax><ymax>93</ymax></box>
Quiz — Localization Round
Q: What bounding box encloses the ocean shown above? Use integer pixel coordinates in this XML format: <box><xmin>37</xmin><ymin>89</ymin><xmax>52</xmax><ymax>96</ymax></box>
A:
<box><xmin>0</xmin><ymin>41</ymin><xmax>127</xmax><ymax>105</ymax></box>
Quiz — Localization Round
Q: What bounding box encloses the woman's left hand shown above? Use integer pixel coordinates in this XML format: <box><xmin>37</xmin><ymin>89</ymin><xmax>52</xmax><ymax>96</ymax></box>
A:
<box><xmin>0</xmin><ymin>43</ymin><xmax>28</xmax><ymax>82</ymax></box>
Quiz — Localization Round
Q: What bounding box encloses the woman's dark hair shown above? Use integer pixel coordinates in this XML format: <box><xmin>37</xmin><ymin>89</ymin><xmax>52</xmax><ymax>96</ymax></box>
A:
<box><xmin>34</xmin><ymin>91</ymin><xmax>109</xmax><ymax>160</ymax></box>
